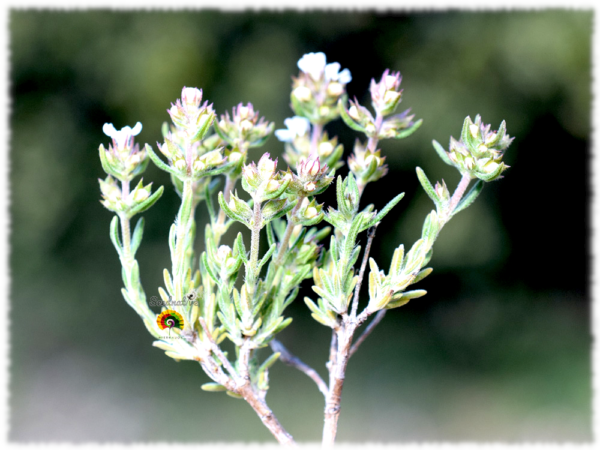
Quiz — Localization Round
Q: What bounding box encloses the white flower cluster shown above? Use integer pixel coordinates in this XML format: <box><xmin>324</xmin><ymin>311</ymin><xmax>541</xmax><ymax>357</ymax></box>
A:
<box><xmin>274</xmin><ymin>116</ymin><xmax>311</xmax><ymax>142</ymax></box>
<box><xmin>297</xmin><ymin>52</ymin><xmax>352</xmax><ymax>84</ymax></box>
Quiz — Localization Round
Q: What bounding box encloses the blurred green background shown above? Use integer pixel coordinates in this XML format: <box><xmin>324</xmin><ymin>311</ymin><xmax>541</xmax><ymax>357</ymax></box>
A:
<box><xmin>9</xmin><ymin>9</ymin><xmax>591</xmax><ymax>443</ymax></box>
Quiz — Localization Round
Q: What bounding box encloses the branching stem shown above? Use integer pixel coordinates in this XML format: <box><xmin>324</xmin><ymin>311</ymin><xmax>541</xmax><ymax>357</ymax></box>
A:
<box><xmin>271</xmin><ymin>339</ymin><xmax>329</xmax><ymax>398</ymax></box>
<box><xmin>349</xmin><ymin>309</ymin><xmax>386</xmax><ymax>357</ymax></box>
<box><xmin>350</xmin><ymin>225</ymin><xmax>378</xmax><ymax>319</ymax></box>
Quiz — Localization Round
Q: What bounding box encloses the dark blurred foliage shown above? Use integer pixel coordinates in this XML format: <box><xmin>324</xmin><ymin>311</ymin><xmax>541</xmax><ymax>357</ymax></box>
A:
<box><xmin>9</xmin><ymin>9</ymin><xmax>591</xmax><ymax>442</ymax></box>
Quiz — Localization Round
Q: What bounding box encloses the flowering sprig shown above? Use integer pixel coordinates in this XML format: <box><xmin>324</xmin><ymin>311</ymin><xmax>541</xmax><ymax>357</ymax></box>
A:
<box><xmin>215</xmin><ymin>103</ymin><xmax>275</xmax><ymax>153</ymax></box>
<box><xmin>433</xmin><ymin>115</ymin><xmax>513</xmax><ymax>182</ymax></box>
<box><xmin>291</xmin><ymin>52</ymin><xmax>352</xmax><ymax>125</ymax></box>
<box><xmin>347</xmin><ymin>139</ymin><xmax>388</xmax><ymax>192</ymax></box>
<box><xmin>339</xmin><ymin>69</ymin><xmax>422</xmax><ymax>151</ymax></box>
<box><xmin>99</xmin><ymin>122</ymin><xmax>149</xmax><ymax>182</ymax></box>
<box><xmin>98</xmin><ymin>53</ymin><xmax>514</xmax><ymax>446</ymax></box>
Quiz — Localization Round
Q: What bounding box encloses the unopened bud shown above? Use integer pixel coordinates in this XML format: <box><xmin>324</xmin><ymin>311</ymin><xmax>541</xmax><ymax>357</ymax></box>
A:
<box><xmin>229</xmin><ymin>152</ymin><xmax>242</xmax><ymax>163</ymax></box>
<box><xmin>469</xmin><ymin>124</ymin><xmax>479</xmax><ymax>137</ymax></box>
<box><xmin>257</xmin><ymin>155</ymin><xmax>276</xmax><ymax>178</ymax></box>
<box><xmin>182</xmin><ymin>87</ymin><xmax>202</xmax><ymax>106</ymax></box>
<box><xmin>240</xmin><ymin>119</ymin><xmax>253</xmax><ymax>132</ymax></box>
<box><xmin>304</xmin><ymin>181</ymin><xmax>316</xmax><ymax>192</ymax></box>
<box><xmin>318</xmin><ymin>141</ymin><xmax>334</xmax><ymax>157</ymax></box>
<box><xmin>133</xmin><ymin>188</ymin><xmax>150</xmax><ymax>202</ymax></box>
<box><xmin>308</xmin><ymin>159</ymin><xmax>321</xmax><ymax>177</ymax></box>
<box><xmin>238</xmin><ymin>106</ymin><xmax>250</xmax><ymax>119</ymax></box>
<box><xmin>383</xmin><ymin>90</ymin><xmax>401</xmax><ymax>104</ymax></box>
<box><xmin>193</xmin><ymin>160</ymin><xmax>206</xmax><ymax>172</ymax></box>
<box><xmin>327</xmin><ymin>82</ymin><xmax>344</xmax><ymax>96</ymax></box>
<box><xmin>305</xmin><ymin>207</ymin><xmax>318</xmax><ymax>219</ymax></box>
<box><xmin>384</xmin><ymin>75</ymin><xmax>398</xmax><ymax>89</ymax></box>
<box><xmin>217</xmin><ymin>245</ymin><xmax>233</xmax><ymax>262</ymax></box>
<box><xmin>365</xmin><ymin>154</ymin><xmax>380</xmax><ymax>166</ymax></box>
<box><xmin>174</xmin><ymin>159</ymin><xmax>187</xmax><ymax>171</ymax></box>
<box><xmin>266</xmin><ymin>179</ymin><xmax>280</xmax><ymax>192</ymax></box>
<box><xmin>348</xmin><ymin>105</ymin><xmax>360</xmax><ymax>121</ymax></box>
<box><xmin>293</xmin><ymin>86</ymin><xmax>312</xmax><ymax>102</ymax></box>
<box><xmin>482</xmin><ymin>161</ymin><xmax>499</xmax><ymax>174</ymax></box>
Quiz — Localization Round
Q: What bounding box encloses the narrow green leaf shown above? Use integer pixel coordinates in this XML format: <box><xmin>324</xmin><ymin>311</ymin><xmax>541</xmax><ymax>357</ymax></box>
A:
<box><xmin>204</xmin><ymin>179</ymin><xmax>217</xmax><ymax>225</ymax></box>
<box><xmin>201</xmin><ymin>252</ymin><xmax>219</xmax><ymax>284</ymax></box>
<box><xmin>218</xmin><ymin>192</ymin><xmax>249</xmax><ymax>226</ymax></box>
<box><xmin>258</xmin><ymin>244</ymin><xmax>277</xmax><ymax>270</ymax></box>
<box><xmin>145</xmin><ymin>144</ymin><xmax>181</xmax><ymax>177</ymax></box>
<box><xmin>432</xmin><ymin>140</ymin><xmax>454</xmax><ymax>166</ymax></box>
<box><xmin>367</xmin><ymin>192</ymin><xmax>405</xmax><ymax>228</ymax></box>
<box><xmin>130</xmin><ymin>217</ymin><xmax>145</xmax><ymax>256</ymax></box>
<box><xmin>226</xmin><ymin>391</ymin><xmax>243</xmax><ymax>399</ymax></box>
<box><xmin>416</xmin><ymin>167</ymin><xmax>439</xmax><ymax>206</ymax></box>
<box><xmin>129</xmin><ymin>186</ymin><xmax>164</xmax><ymax>217</ymax></box>
<box><xmin>109</xmin><ymin>216</ymin><xmax>122</xmax><ymax>257</ymax></box>
<box><xmin>338</xmin><ymin>99</ymin><xmax>367</xmax><ymax>132</ymax></box>
<box><xmin>392</xmin><ymin>118</ymin><xmax>423</xmax><ymax>139</ymax></box>
<box><xmin>201</xmin><ymin>382</ymin><xmax>227</xmax><ymax>392</ymax></box>
<box><xmin>98</xmin><ymin>145</ymin><xmax>121</xmax><ymax>179</ymax></box>
<box><xmin>266</xmin><ymin>222</ymin><xmax>275</xmax><ymax>247</ymax></box>
<box><xmin>235</xmin><ymin>233</ymin><xmax>249</xmax><ymax>264</ymax></box>
<box><xmin>412</xmin><ymin>267</ymin><xmax>432</xmax><ymax>284</ymax></box>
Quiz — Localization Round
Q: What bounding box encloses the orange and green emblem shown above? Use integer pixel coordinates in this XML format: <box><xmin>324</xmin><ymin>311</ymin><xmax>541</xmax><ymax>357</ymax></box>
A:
<box><xmin>157</xmin><ymin>310</ymin><xmax>184</xmax><ymax>331</ymax></box>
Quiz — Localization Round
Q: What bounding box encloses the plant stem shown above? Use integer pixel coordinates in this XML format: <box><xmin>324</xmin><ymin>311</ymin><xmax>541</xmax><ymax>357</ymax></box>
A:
<box><xmin>366</xmin><ymin>112</ymin><xmax>383</xmax><ymax>152</ymax></box>
<box><xmin>248</xmin><ymin>197</ymin><xmax>262</xmax><ymax>286</ymax></box>
<box><xmin>310</xmin><ymin>123</ymin><xmax>323</xmax><ymax>157</ymax></box>
<box><xmin>322</xmin><ymin>225</ymin><xmax>379</xmax><ymax>444</ymax></box>
<box><xmin>270</xmin><ymin>339</ymin><xmax>329</xmax><ymax>398</ymax></box>
<box><xmin>272</xmin><ymin>197</ymin><xmax>304</xmax><ymax>267</ymax></box>
<box><xmin>322</xmin><ymin>324</ymin><xmax>354</xmax><ymax>446</ymax></box>
<box><xmin>198</xmin><ymin>320</ymin><xmax>296</xmax><ymax>446</ymax></box>
<box><xmin>447</xmin><ymin>173</ymin><xmax>472</xmax><ymax>216</ymax></box>
<box><xmin>214</xmin><ymin>174</ymin><xmax>236</xmax><ymax>245</ymax></box>
<box><xmin>350</xmin><ymin>225</ymin><xmax>377</xmax><ymax>319</ymax></box>
<box><xmin>173</xmin><ymin>181</ymin><xmax>194</xmax><ymax>303</ymax></box>
<box><xmin>237</xmin><ymin>383</ymin><xmax>297</xmax><ymax>446</ymax></box>
<box><xmin>349</xmin><ymin>310</ymin><xmax>386</xmax><ymax>357</ymax></box>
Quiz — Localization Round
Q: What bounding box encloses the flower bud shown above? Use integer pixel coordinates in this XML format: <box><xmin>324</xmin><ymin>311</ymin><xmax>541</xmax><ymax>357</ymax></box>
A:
<box><xmin>438</xmin><ymin>115</ymin><xmax>513</xmax><ymax>182</ymax></box>
<box><xmin>304</xmin><ymin>181</ymin><xmax>316</xmax><ymax>192</ymax></box>
<box><xmin>133</xmin><ymin>188</ymin><xmax>150</xmax><ymax>202</ymax></box>
<box><xmin>266</xmin><ymin>179</ymin><xmax>281</xmax><ymax>193</ymax></box>
<box><xmin>174</xmin><ymin>158</ymin><xmax>187</xmax><ymax>171</ymax></box>
<box><xmin>348</xmin><ymin>105</ymin><xmax>360</xmax><ymax>121</ymax></box>
<box><xmin>193</xmin><ymin>159</ymin><xmax>206</xmax><ymax>172</ymax></box>
<box><xmin>182</xmin><ymin>87</ymin><xmax>203</xmax><ymax>107</ymax></box>
<box><xmin>293</xmin><ymin>86</ymin><xmax>312</xmax><ymax>102</ymax></box>
<box><xmin>370</xmin><ymin>69</ymin><xmax>403</xmax><ymax>116</ymax></box>
<box><xmin>257</xmin><ymin>153</ymin><xmax>277</xmax><ymax>179</ymax></box>
<box><xmin>305</xmin><ymin>206</ymin><xmax>318</xmax><ymax>219</ymax></box>
<box><xmin>327</xmin><ymin>82</ymin><xmax>344</xmax><ymax>97</ymax></box>
<box><xmin>318</xmin><ymin>141</ymin><xmax>334</xmax><ymax>157</ymax></box>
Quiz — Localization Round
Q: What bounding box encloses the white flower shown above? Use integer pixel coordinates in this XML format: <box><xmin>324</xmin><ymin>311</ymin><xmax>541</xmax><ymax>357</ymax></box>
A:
<box><xmin>325</xmin><ymin>62</ymin><xmax>352</xmax><ymax>84</ymax></box>
<box><xmin>181</xmin><ymin>87</ymin><xmax>202</xmax><ymax>106</ymax></box>
<box><xmin>274</xmin><ymin>116</ymin><xmax>311</xmax><ymax>142</ymax></box>
<box><xmin>297</xmin><ymin>52</ymin><xmax>327</xmax><ymax>80</ymax></box>
<box><xmin>103</xmin><ymin>122</ymin><xmax>142</xmax><ymax>149</ymax></box>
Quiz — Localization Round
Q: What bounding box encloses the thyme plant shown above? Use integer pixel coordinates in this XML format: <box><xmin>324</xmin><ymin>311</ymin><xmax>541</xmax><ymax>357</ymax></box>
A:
<box><xmin>98</xmin><ymin>52</ymin><xmax>513</xmax><ymax>445</ymax></box>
